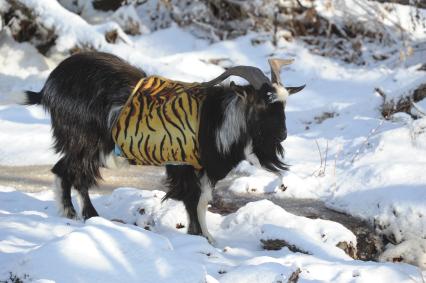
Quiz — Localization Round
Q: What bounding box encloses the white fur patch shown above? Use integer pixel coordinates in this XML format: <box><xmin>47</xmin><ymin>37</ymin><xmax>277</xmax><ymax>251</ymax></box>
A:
<box><xmin>53</xmin><ymin>176</ymin><xmax>73</xmax><ymax>217</ymax></box>
<box><xmin>244</xmin><ymin>141</ymin><xmax>261</xmax><ymax>167</ymax></box>
<box><xmin>198</xmin><ymin>175</ymin><xmax>214</xmax><ymax>243</ymax></box>
<box><xmin>100</xmin><ymin>151</ymin><xmax>129</xmax><ymax>169</ymax></box>
<box><xmin>273</xmin><ymin>83</ymin><xmax>289</xmax><ymax>103</ymax></box>
<box><xmin>215</xmin><ymin>96</ymin><xmax>246</xmax><ymax>154</ymax></box>
<box><xmin>76</xmin><ymin>192</ymin><xmax>84</xmax><ymax>216</ymax></box>
<box><xmin>0</xmin><ymin>91</ymin><xmax>27</xmax><ymax>105</ymax></box>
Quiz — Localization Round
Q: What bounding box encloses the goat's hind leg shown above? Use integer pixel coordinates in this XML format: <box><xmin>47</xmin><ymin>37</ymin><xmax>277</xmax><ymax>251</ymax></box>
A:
<box><xmin>73</xmin><ymin>159</ymin><xmax>101</xmax><ymax>220</ymax></box>
<box><xmin>51</xmin><ymin>156</ymin><xmax>100</xmax><ymax>220</ymax></box>
<box><xmin>75</xmin><ymin>185</ymin><xmax>98</xmax><ymax>220</ymax></box>
<box><xmin>52</xmin><ymin>158</ymin><xmax>77</xmax><ymax>219</ymax></box>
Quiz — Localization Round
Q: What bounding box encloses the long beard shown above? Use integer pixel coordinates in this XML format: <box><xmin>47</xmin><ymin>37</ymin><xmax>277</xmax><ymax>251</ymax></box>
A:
<box><xmin>253</xmin><ymin>139</ymin><xmax>289</xmax><ymax>172</ymax></box>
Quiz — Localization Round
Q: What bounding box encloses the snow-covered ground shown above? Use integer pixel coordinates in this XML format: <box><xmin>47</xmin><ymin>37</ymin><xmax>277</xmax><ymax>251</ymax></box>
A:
<box><xmin>0</xmin><ymin>187</ymin><xmax>423</xmax><ymax>283</ymax></box>
<box><xmin>1</xmin><ymin>0</ymin><xmax>426</xmax><ymax>282</ymax></box>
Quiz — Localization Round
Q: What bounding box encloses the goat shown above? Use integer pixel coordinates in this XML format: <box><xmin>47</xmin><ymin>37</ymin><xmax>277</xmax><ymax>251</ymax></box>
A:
<box><xmin>20</xmin><ymin>52</ymin><xmax>304</xmax><ymax>242</ymax></box>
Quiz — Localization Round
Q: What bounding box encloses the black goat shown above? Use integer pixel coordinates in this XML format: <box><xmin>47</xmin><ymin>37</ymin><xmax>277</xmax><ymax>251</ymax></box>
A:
<box><xmin>21</xmin><ymin>52</ymin><xmax>304</xmax><ymax>242</ymax></box>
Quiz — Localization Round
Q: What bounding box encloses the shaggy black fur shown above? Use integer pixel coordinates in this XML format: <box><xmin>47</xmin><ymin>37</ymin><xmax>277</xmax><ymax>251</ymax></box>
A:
<box><xmin>25</xmin><ymin>52</ymin><xmax>145</xmax><ymax>219</ymax></box>
<box><xmin>198</xmin><ymin>88</ymin><xmax>248</xmax><ymax>184</ymax></box>
<box><xmin>250</xmin><ymin>100</ymin><xmax>289</xmax><ymax>172</ymax></box>
<box><xmin>24</xmin><ymin>52</ymin><xmax>293</xmax><ymax>237</ymax></box>
<box><xmin>198</xmin><ymin>83</ymin><xmax>288</xmax><ymax>185</ymax></box>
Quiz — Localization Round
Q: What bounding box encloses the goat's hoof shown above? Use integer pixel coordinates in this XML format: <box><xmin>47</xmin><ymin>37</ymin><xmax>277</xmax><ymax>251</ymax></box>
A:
<box><xmin>82</xmin><ymin>208</ymin><xmax>99</xmax><ymax>221</ymax></box>
<box><xmin>187</xmin><ymin>224</ymin><xmax>203</xmax><ymax>236</ymax></box>
<box><xmin>61</xmin><ymin>206</ymin><xmax>77</xmax><ymax>219</ymax></box>
<box><xmin>205</xmin><ymin>234</ymin><xmax>216</xmax><ymax>245</ymax></box>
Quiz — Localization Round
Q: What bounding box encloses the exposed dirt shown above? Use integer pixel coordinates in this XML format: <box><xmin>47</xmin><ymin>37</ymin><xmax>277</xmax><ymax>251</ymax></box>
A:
<box><xmin>0</xmin><ymin>164</ymin><xmax>382</xmax><ymax>260</ymax></box>
<box><xmin>211</xmin><ymin>177</ymin><xmax>383</xmax><ymax>261</ymax></box>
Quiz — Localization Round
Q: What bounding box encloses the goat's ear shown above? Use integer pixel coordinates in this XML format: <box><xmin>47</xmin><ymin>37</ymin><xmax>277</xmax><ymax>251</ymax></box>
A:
<box><xmin>287</xmin><ymin>84</ymin><xmax>306</xmax><ymax>95</ymax></box>
<box><xmin>230</xmin><ymin>81</ymin><xmax>247</xmax><ymax>100</ymax></box>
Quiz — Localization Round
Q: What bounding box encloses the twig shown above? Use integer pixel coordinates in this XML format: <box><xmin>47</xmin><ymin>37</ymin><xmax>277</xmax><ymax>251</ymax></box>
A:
<box><xmin>333</xmin><ymin>144</ymin><xmax>343</xmax><ymax>178</ymax></box>
<box><xmin>311</xmin><ymin>139</ymin><xmax>323</xmax><ymax>176</ymax></box>
<box><xmin>330</xmin><ymin>144</ymin><xmax>343</xmax><ymax>190</ymax></box>
<box><xmin>351</xmin><ymin>120</ymin><xmax>385</xmax><ymax>164</ymax></box>
<box><xmin>375</xmin><ymin>87</ymin><xmax>386</xmax><ymax>99</ymax></box>
<box><xmin>272</xmin><ymin>8</ymin><xmax>278</xmax><ymax>47</ymax></box>
<box><xmin>323</xmin><ymin>140</ymin><xmax>329</xmax><ymax>176</ymax></box>
<box><xmin>296</xmin><ymin>0</ymin><xmax>310</xmax><ymax>10</ymax></box>
<box><xmin>315</xmin><ymin>139</ymin><xmax>323</xmax><ymax>169</ymax></box>
<box><xmin>410</xmin><ymin>99</ymin><xmax>426</xmax><ymax>117</ymax></box>
<box><xmin>312</xmin><ymin>140</ymin><xmax>328</xmax><ymax>177</ymax></box>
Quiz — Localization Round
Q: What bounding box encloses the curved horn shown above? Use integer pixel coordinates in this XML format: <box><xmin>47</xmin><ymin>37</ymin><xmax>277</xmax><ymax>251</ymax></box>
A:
<box><xmin>201</xmin><ymin>66</ymin><xmax>271</xmax><ymax>90</ymax></box>
<box><xmin>287</xmin><ymin>84</ymin><xmax>306</xmax><ymax>95</ymax></box>
<box><xmin>268</xmin><ymin>58</ymin><xmax>294</xmax><ymax>85</ymax></box>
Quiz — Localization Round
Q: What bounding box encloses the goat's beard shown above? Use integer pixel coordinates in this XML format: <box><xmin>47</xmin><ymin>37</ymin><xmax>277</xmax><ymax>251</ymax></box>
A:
<box><xmin>253</xmin><ymin>140</ymin><xmax>289</xmax><ymax>173</ymax></box>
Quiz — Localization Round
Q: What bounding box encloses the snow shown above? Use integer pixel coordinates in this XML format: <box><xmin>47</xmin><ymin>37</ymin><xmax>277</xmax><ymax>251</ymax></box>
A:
<box><xmin>0</xmin><ymin>187</ymin><xmax>423</xmax><ymax>283</ymax></box>
<box><xmin>315</xmin><ymin>0</ymin><xmax>426</xmax><ymax>41</ymax></box>
<box><xmin>0</xmin><ymin>0</ymin><xmax>426</xmax><ymax>281</ymax></box>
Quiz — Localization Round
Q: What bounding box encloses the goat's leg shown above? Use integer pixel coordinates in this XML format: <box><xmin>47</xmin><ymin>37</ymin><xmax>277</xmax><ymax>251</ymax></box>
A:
<box><xmin>198</xmin><ymin>175</ymin><xmax>214</xmax><ymax>243</ymax></box>
<box><xmin>72</xmin><ymin>160</ymin><xmax>100</xmax><ymax>220</ymax></box>
<box><xmin>75</xmin><ymin>185</ymin><xmax>98</xmax><ymax>220</ymax></box>
<box><xmin>183</xmin><ymin>189</ymin><xmax>203</xmax><ymax>236</ymax></box>
<box><xmin>164</xmin><ymin>165</ymin><xmax>203</xmax><ymax>236</ymax></box>
<box><xmin>51</xmin><ymin>158</ymin><xmax>77</xmax><ymax>219</ymax></box>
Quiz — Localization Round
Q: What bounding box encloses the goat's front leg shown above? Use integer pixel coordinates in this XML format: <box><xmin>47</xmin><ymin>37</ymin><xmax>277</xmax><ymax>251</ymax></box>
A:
<box><xmin>165</xmin><ymin>165</ymin><xmax>213</xmax><ymax>241</ymax></box>
<box><xmin>197</xmin><ymin>175</ymin><xmax>214</xmax><ymax>244</ymax></box>
<box><xmin>183</xmin><ymin>190</ymin><xmax>203</xmax><ymax>236</ymax></box>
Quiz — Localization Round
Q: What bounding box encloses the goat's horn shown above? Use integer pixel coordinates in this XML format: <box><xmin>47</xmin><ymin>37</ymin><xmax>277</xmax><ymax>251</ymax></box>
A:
<box><xmin>287</xmin><ymin>84</ymin><xmax>306</xmax><ymax>95</ymax></box>
<box><xmin>201</xmin><ymin>66</ymin><xmax>271</xmax><ymax>90</ymax></box>
<box><xmin>268</xmin><ymin>58</ymin><xmax>294</xmax><ymax>85</ymax></box>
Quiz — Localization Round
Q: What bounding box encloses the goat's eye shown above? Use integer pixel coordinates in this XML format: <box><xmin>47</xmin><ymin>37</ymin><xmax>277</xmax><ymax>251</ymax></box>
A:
<box><xmin>266</xmin><ymin>92</ymin><xmax>276</xmax><ymax>103</ymax></box>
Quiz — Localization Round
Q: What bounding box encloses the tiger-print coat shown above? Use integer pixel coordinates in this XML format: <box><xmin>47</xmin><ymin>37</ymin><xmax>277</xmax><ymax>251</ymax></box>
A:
<box><xmin>112</xmin><ymin>76</ymin><xmax>207</xmax><ymax>170</ymax></box>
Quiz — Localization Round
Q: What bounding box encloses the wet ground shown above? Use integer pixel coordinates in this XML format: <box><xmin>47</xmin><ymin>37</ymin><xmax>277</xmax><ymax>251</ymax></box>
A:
<box><xmin>0</xmin><ymin>164</ymin><xmax>382</xmax><ymax>260</ymax></box>
<box><xmin>0</xmin><ymin>165</ymin><xmax>167</xmax><ymax>193</ymax></box>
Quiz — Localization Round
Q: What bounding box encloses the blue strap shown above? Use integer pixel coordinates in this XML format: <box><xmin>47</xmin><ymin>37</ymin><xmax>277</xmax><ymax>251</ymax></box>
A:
<box><xmin>114</xmin><ymin>144</ymin><xmax>123</xmax><ymax>157</ymax></box>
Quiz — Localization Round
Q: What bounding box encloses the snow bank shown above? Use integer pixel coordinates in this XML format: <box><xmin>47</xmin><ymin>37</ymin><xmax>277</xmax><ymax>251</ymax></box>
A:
<box><xmin>220</xmin><ymin>200</ymin><xmax>356</xmax><ymax>260</ymax></box>
<box><xmin>0</xmin><ymin>187</ymin><xmax>423</xmax><ymax>283</ymax></box>
<box><xmin>14</xmin><ymin>217</ymin><xmax>205</xmax><ymax>283</ymax></box>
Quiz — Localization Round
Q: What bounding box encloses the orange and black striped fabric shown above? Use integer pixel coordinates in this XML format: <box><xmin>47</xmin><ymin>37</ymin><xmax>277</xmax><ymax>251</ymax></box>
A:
<box><xmin>112</xmin><ymin>76</ymin><xmax>207</xmax><ymax>169</ymax></box>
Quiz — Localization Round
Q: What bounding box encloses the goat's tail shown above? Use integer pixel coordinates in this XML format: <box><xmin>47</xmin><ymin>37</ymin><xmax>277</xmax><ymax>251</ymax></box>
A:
<box><xmin>24</xmin><ymin>91</ymin><xmax>43</xmax><ymax>105</ymax></box>
<box><xmin>0</xmin><ymin>90</ymin><xmax>43</xmax><ymax>105</ymax></box>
